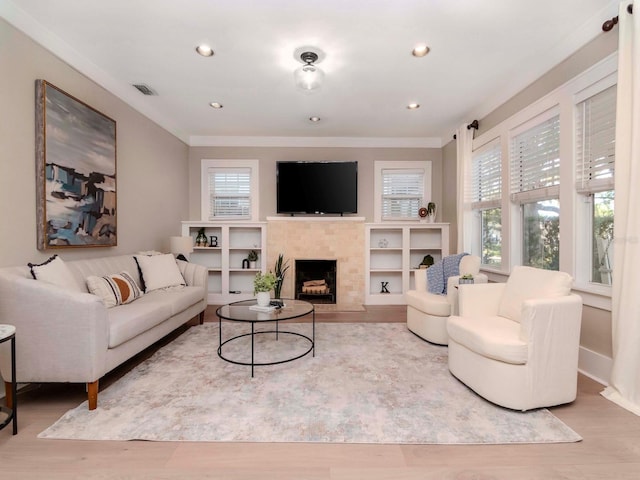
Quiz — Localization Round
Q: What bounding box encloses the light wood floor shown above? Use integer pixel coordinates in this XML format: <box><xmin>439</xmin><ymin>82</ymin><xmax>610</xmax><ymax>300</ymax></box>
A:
<box><xmin>2</xmin><ymin>305</ymin><xmax>639</xmax><ymax>479</ymax></box>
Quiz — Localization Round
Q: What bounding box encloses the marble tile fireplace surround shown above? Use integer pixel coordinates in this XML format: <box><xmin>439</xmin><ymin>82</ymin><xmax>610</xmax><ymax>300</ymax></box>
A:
<box><xmin>266</xmin><ymin>217</ymin><xmax>365</xmax><ymax>311</ymax></box>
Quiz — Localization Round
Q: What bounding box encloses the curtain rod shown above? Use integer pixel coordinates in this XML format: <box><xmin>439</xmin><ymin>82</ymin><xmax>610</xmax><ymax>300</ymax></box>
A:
<box><xmin>453</xmin><ymin>120</ymin><xmax>479</xmax><ymax>140</ymax></box>
<box><xmin>602</xmin><ymin>3</ymin><xmax>633</xmax><ymax>32</ymax></box>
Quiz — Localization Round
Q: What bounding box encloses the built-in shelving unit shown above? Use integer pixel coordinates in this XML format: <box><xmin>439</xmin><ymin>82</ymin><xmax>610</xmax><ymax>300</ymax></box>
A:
<box><xmin>181</xmin><ymin>222</ymin><xmax>267</xmax><ymax>305</ymax></box>
<box><xmin>365</xmin><ymin>223</ymin><xmax>449</xmax><ymax>305</ymax></box>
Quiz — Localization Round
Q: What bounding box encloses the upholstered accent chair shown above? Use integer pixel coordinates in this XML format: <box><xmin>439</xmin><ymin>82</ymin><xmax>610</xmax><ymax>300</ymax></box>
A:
<box><xmin>405</xmin><ymin>255</ymin><xmax>487</xmax><ymax>345</ymax></box>
<box><xmin>447</xmin><ymin>265</ymin><xmax>583</xmax><ymax>411</ymax></box>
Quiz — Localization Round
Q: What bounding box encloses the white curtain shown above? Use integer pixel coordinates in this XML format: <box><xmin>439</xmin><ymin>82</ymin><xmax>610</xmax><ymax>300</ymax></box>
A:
<box><xmin>602</xmin><ymin>1</ymin><xmax>640</xmax><ymax>416</ymax></box>
<box><xmin>456</xmin><ymin>124</ymin><xmax>474</xmax><ymax>254</ymax></box>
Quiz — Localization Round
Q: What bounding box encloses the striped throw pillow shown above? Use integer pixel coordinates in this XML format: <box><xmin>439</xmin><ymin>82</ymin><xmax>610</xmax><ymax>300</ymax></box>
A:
<box><xmin>86</xmin><ymin>271</ymin><xmax>144</xmax><ymax>308</ymax></box>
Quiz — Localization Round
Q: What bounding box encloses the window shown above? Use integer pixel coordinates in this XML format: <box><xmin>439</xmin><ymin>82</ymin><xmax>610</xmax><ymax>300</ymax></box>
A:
<box><xmin>200</xmin><ymin>160</ymin><xmax>259</xmax><ymax>221</ymax></box>
<box><xmin>471</xmin><ymin>140</ymin><xmax>502</xmax><ymax>267</ymax></box>
<box><xmin>510</xmin><ymin>112</ymin><xmax>560</xmax><ymax>270</ymax></box>
<box><xmin>576</xmin><ymin>84</ymin><xmax>616</xmax><ymax>285</ymax></box>
<box><xmin>374</xmin><ymin>161</ymin><xmax>432</xmax><ymax>222</ymax></box>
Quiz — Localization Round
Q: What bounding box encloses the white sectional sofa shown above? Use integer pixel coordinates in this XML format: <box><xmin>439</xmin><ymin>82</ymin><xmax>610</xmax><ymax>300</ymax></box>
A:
<box><xmin>0</xmin><ymin>254</ymin><xmax>208</xmax><ymax>410</ymax></box>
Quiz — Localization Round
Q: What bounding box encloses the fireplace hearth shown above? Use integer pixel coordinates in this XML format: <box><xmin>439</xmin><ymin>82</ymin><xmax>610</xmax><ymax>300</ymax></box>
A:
<box><xmin>295</xmin><ymin>260</ymin><xmax>337</xmax><ymax>304</ymax></box>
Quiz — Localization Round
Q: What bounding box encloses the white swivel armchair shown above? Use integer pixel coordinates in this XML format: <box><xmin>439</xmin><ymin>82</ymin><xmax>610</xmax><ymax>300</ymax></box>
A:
<box><xmin>446</xmin><ymin>265</ymin><xmax>583</xmax><ymax>411</ymax></box>
<box><xmin>405</xmin><ymin>255</ymin><xmax>487</xmax><ymax>345</ymax></box>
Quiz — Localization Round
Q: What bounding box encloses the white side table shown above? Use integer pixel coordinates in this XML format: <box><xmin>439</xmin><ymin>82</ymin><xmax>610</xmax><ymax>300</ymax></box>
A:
<box><xmin>0</xmin><ymin>324</ymin><xmax>17</xmax><ymax>435</ymax></box>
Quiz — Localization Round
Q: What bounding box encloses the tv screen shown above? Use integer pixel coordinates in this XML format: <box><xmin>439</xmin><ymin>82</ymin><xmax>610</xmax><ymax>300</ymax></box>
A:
<box><xmin>277</xmin><ymin>161</ymin><xmax>358</xmax><ymax>215</ymax></box>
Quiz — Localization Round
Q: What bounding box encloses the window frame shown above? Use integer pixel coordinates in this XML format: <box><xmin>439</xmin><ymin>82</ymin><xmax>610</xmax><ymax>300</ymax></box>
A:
<box><xmin>467</xmin><ymin>53</ymin><xmax>617</xmax><ymax>309</ymax></box>
<box><xmin>374</xmin><ymin>161</ymin><xmax>432</xmax><ymax>222</ymax></box>
<box><xmin>470</xmin><ymin>138</ymin><xmax>503</xmax><ymax>268</ymax></box>
<box><xmin>200</xmin><ymin>159</ymin><xmax>259</xmax><ymax>222</ymax></box>
<box><xmin>573</xmin><ymin>72</ymin><xmax>617</xmax><ymax>294</ymax></box>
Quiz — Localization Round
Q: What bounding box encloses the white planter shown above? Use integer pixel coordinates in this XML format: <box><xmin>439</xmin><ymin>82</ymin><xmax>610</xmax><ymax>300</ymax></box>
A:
<box><xmin>256</xmin><ymin>291</ymin><xmax>270</xmax><ymax>307</ymax></box>
<box><xmin>249</xmin><ymin>261</ymin><xmax>257</xmax><ymax>269</ymax></box>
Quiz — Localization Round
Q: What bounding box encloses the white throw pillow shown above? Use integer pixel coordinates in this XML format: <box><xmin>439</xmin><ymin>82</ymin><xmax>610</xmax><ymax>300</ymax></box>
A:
<box><xmin>497</xmin><ymin>265</ymin><xmax>573</xmax><ymax>322</ymax></box>
<box><xmin>134</xmin><ymin>254</ymin><xmax>185</xmax><ymax>292</ymax></box>
<box><xmin>86</xmin><ymin>271</ymin><xmax>144</xmax><ymax>308</ymax></box>
<box><xmin>28</xmin><ymin>255</ymin><xmax>83</xmax><ymax>292</ymax></box>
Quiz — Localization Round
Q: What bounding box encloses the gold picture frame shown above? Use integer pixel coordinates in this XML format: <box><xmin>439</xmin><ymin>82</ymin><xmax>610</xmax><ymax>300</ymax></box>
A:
<box><xmin>35</xmin><ymin>80</ymin><xmax>117</xmax><ymax>249</ymax></box>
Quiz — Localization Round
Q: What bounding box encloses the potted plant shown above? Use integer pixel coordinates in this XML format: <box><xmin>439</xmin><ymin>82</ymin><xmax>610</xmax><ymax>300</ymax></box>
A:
<box><xmin>273</xmin><ymin>253</ymin><xmax>289</xmax><ymax>299</ymax></box>
<box><xmin>195</xmin><ymin>227</ymin><xmax>207</xmax><ymax>247</ymax></box>
<box><xmin>419</xmin><ymin>254</ymin><xmax>434</xmax><ymax>269</ymax></box>
<box><xmin>459</xmin><ymin>274</ymin><xmax>474</xmax><ymax>284</ymax></box>
<box><xmin>253</xmin><ymin>271</ymin><xmax>277</xmax><ymax>307</ymax></box>
<box><xmin>247</xmin><ymin>250</ymin><xmax>258</xmax><ymax>269</ymax></box>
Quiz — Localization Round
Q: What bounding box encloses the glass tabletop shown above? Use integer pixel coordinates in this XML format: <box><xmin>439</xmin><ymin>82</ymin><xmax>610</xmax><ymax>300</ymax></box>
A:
<box><xmin>216</xmin><ymin>299</ymin><xmax>314</xmax><ymax>322</ymax></box>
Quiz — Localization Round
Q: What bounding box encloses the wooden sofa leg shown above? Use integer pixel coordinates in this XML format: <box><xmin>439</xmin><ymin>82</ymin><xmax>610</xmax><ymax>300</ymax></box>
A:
<box><xmin>87</xmin><ymin>380</ymin><xmax>99</xmax><ymax>410</ymax></box>
<box><xmin>199</xmin><ymin>311</ymin><xmax>205</xmax><ymax>325</ymax></box>
<box><xmin>4</xmin><ymin>381</ymin><xmax>13</xmax><ymax>410</ymax></box>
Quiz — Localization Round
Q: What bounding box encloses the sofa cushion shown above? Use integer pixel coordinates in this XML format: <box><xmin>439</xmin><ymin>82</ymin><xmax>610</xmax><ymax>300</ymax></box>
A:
<box><xmin>144</xmin><ymin>286</ymin><xmax>205</xmax><ymax>316</ymax></box>
<box><xmin>405</xmin><ymin>290</ymin><xmax>452</xmax><ymax>317</ymax></box>
<box><xmin>107</xmin><ymin>296</ymin><xmax>173</xmax><ymax>348</ymax></box>
<box><xmin>447</xmin><ymin>315</ymin><xmax>528</xmax><ymax>365</ymax></box>
<box><xmin>497</xmin><ymin>266</ymin><xmax>573</xmax><ymax>323</ymax></box>
<box><xmin>134</xmin><ymin>254</ymin><xmax>185</xmax><ymax>292</ymax></box>
<box><xmin>28</xmin><ymin>255</ymin><xmax>84</xmax><ymax>292</ymax></box>
<box><xmin>86</xmin><ymin>271</ymin><xmax>144</xmax><ymax>308</ymax></box>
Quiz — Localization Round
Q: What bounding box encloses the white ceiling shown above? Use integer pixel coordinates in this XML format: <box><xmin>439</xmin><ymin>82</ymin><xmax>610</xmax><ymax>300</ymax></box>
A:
<box><xmin>1</xmin><ymin>0</ymin><xmax>619</xmax><ymax>146</ymax></box>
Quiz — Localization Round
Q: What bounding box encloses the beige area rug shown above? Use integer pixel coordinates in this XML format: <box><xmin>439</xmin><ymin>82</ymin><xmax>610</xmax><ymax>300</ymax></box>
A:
<box><xmin>39</xmin><ymin>323</ymin><xmax>582</xmax><ymax>444</ymax></box>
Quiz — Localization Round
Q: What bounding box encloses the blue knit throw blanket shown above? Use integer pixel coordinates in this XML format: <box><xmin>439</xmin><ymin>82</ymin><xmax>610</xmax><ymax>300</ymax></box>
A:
<box><xmin>426</xmin><ymin>253</ymin><xmax>468</xmax><ymax>295</ymax></box>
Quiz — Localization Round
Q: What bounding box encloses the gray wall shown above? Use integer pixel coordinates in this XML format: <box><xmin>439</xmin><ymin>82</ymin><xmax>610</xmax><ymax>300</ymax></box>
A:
<box><xmin>0</xmin><ymin>18</ymin><xmax>189</xmax><ymax>268</ymax></box>
<box><xmin>188</xmin><ymin>146</ymin><xmax>443</xmax><ymax>222</ymax></box>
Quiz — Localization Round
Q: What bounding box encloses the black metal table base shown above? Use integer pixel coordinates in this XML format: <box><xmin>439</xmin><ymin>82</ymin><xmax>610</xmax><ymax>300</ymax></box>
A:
<box><xmin>218</xmin><ymin>326</ymin><xmax>314</xmax><ymax>377</ymax></box>
<box><xmin>0</xmin><ymin>332</ymin><xmax>17</xmax><ymax>435</ymax></box>
<box><xmin>216</xmin><ymin>300</ymin><xmax>315</xmax><ymax>377</ymax></box>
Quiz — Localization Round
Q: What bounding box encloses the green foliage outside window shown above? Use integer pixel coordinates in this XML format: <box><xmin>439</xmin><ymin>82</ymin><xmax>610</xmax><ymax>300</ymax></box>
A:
<box><xmin>523</xmin><ymin>200</ymin><xmax>560</xmax><ymax>271</ymax></box>
<box><xmin>481</xmin><ymin>208</ymin><xmax>502</xmax><ymax>267</ymax></box>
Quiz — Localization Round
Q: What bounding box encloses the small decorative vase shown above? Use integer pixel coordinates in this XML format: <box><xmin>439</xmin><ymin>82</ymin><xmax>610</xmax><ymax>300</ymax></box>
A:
<box><xmin>256</xmin><ymin>291</ymin><xmax>270</xmax><ymax>307</ymax></box>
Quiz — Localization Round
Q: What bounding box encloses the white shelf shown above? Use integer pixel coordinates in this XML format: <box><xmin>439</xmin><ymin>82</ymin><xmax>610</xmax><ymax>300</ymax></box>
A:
<box><xmin>182</xmin><ymin>222</ymin><xmax>267</xmax><ymax>305</ymax></box>
<box><xmin>365</xmin><ymin>223</ymin><xmax>449</xmax><ymax>305</ymax></box>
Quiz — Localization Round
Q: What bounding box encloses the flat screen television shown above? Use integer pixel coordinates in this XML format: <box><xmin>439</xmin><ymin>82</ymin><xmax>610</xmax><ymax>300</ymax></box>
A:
<box><xmin>277</xmin><ymin>161</ymin><xmax>358</xmax><ymax>215</ymax></box>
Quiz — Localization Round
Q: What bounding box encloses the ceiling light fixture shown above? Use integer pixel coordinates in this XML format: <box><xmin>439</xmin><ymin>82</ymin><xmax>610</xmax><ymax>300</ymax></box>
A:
<box><xmin>294</xmin><ymin>51</ymin><xmax>324</xmax><ymax>92</ymax></box>
<box><xmin>209</xmin><ymin>102</ymin><xmax>223</xmax><ymax>109</ymax></box>
<box><xmin>196</xmin><ymin>44</ymin><xmax>214</xmax><ymax>57</ymax></box>
<box><xmin>407</xmin><ymin>103</ymin><xmax>420</xmax><ymax>109</ymax></box>
<box><xmin>309</xmin><ymin>116</ymin><xmax>321</xmax><ymax>123</ymax></box>
<box><xmin>412</xmin><ymin>44</ymin><xmax>430</xmax><ymax>57</ymax></box>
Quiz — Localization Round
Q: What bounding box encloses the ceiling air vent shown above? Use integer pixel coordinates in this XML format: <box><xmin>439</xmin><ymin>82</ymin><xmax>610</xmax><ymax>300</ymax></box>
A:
<box><xmin>132</xmin><ymin>84</ymin><xmax>157</xmax><ymax>96</ymax></box>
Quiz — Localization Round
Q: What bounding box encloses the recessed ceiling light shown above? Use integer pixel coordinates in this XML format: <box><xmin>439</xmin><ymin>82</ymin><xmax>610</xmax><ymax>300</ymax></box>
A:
<box><xmin>209</xmin><ymin>102</ymin><xmax>223</xmax><ymax>109</ymax></box>
<box><xmin>196</xmin><ymin>44</ymin><xmax>214</xmax><ymax>57</ymax></box>
<box><xmin>412</xmin><ymin>45</ymin><xmax>430</xmax><ymax>57</ymax></box>
<box><xmin>309</xmin><ymin>116</ymin><xmax>321</xmax><ymax>122</ymax></box>
<box><xmin>407</xmin><ymin>103</ymin><xmax>420</xmax><ymax>110</ymax></box>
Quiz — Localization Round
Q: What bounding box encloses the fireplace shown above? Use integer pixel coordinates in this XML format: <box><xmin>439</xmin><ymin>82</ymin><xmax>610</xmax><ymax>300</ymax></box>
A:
<box><xmin>295</xmin><ymin>260</ymin><xmax>337</xmax><ymax>304</ymax></box>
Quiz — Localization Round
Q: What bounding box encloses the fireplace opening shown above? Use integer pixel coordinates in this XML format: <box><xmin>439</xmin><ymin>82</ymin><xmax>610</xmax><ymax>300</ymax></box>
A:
<box><xmin>295</xmin><ymin>260</ymin><xmax>337</xmax><ymax>304</ymax></box>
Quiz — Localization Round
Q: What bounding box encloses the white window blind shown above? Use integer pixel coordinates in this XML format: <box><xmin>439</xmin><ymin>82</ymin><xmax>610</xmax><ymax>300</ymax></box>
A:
<box><xmin>207</xmin><ymin>168</ymin><xmax>251</xmax><ymax>219</ymax></box>
<box><xmin>471</xmin><ymin>139</ymin><xmax>502</xmax><ymax>209</ymax></box>
<box><xmin>510</xmin><ymin>114</ymin><xmax>560</xmax><ymax>204</ymax></box>
<box><xmin>576</xmin><ymin>84</ymin><xmax>616</xmax><ymax>194</ymax></box>
<box><xmin>381</xmin><ymin>168</ymin><xmax>424</xmax><ymax>219</ymax></box>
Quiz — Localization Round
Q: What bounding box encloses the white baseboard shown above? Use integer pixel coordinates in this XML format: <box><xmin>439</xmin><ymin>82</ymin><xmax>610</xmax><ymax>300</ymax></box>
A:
<box><xmin>578</xmin><ymin>346</ymin><xmax>612</xmax><ymax>386</ymax></box>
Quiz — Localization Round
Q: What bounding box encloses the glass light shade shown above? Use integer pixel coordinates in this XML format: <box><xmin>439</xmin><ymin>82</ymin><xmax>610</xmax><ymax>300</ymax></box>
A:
<box><xmin>294</xmin><ymin>64</ymin><xmax>324</xmax><ymax>91</ymax></box>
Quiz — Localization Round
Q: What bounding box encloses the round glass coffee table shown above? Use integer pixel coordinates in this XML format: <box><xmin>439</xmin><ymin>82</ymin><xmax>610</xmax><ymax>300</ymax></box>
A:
<box><xmin>216</xmin><ymin>299</ymin><xmax>315</xmax><ymax>377</ymax></box>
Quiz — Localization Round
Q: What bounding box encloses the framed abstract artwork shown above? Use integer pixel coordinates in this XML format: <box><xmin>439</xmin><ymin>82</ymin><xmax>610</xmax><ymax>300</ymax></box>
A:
<box><xmin>35</xmin><ymin>80</ymin><xmax>117</xmax><ymax>249</ymax></box>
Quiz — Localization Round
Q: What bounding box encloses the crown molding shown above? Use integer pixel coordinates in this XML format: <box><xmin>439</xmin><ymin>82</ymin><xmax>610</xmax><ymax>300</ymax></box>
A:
<box><xmin>188</xmin><ymin>136</ymin><xmax>443</xmax><ymax>148</ymax></box>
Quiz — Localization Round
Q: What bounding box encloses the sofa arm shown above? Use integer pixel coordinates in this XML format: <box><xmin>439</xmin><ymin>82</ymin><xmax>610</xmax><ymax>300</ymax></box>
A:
<box><xmin>446</xmin><ymin>273</ymin><xmax>490</xmax><ymax>314</ymax></box>
<box><xmin>0</xmin><ymin>274</ymin><xmax>108</xmax><ymax>383</ymax></box>
<box><xmin>177</xmin><ymin>260</ymin><xmax>208</xmax><ymax>301</ymax></box>
<box><xmin>412</xmin><ymin>269</ymin><xmax>427</xmax><ymax>292</ymax></box>
<box><xmin>457</xmin><ymin>282</ymin><xmax>506</xmax><ymax>316</ymax></box>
